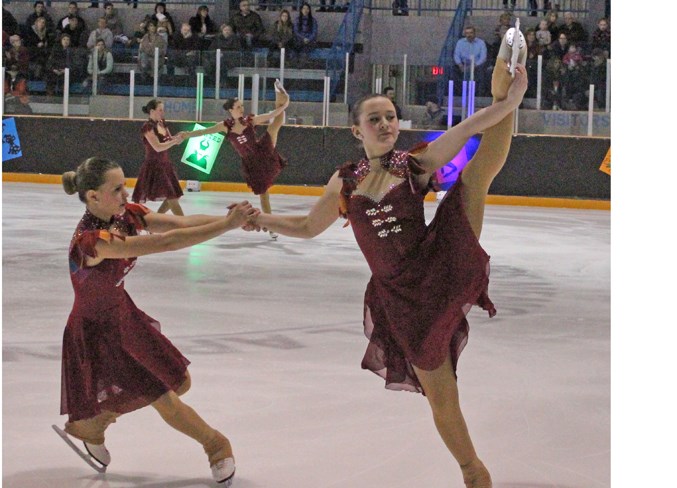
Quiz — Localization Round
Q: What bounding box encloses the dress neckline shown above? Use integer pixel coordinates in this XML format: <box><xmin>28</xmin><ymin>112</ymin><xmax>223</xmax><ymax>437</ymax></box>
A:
<box><xmin>354</xmin><ymin>149</ymin><xmax>409</xmax><ymax>184</ymax></box>
<box><xmin>84</xmin><ymin>209</ymin><xmax>115</xmax><ymax>230</ymax></box>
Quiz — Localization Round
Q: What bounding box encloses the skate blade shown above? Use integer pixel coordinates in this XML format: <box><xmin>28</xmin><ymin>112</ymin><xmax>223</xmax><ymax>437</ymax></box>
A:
<box><xmin>217</xmin><ymin>469</ymin><xmax>235</xmax><ymax>486</ymax></box>
<box><xmin>52</xmin><ymin>425</ymin><xmax>107</xmax><ymax>474</ymax></box>
<box><xmin>509</xmin><ymin>19</ymin><xmax>522</xmax><ymax>78</ymax></box>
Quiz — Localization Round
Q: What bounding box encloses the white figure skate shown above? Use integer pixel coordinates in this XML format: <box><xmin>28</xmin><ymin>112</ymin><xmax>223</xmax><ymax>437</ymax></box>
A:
<box><xmin>52</xmin><ymin>424</ymin><xmax>109</xmax><ymax>473</ymax></box>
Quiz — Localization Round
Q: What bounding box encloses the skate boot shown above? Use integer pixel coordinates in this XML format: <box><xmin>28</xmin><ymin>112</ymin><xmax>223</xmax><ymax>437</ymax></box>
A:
<box><xmin>204</xmin><ymin>431</ymin><xmax>235</xmax><ymax>485</ymax></box>
<box><xmin>274</xmin><ymin>78</ymin><xmax>288</xmax><ymax>96</ymax></box>
<box><xmin>269</xmin><ymin>231</ymin><xmax>278</xmax><ymax>240</ymax></box>
<box><xmin>497</xmin><ymin>18</ymin><xmax>527</xmax><ymax>76</ymax></box>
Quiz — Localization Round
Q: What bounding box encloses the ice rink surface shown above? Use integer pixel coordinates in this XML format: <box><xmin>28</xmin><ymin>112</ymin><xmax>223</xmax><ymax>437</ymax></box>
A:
<box><xmin>2</xmin><ymin>183</ymin><xmax>610</xmax><ymax>488</ymax></box>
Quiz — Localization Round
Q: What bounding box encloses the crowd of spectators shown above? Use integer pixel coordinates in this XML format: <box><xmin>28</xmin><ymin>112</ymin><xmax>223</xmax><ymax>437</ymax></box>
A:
<box><xmin>2</xmin><ymin>0</ymin><xmax>337</xmax><ymax>98</ymax></box>
<box><xmin>3</xmin><ymin>1</ymin><xmax>610</xmax><ymax>114</ymax></box>
<box><xmin>451</xmin><ymin>9</ymin><xmax>610</xmax><ymax>110</ymax></box>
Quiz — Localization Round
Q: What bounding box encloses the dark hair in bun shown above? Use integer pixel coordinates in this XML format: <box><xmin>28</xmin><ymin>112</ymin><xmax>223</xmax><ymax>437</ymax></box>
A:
<box><xmin>142</xmin><ymin>98</ymin><xmax>162</xmax><ymax>114</ymax></box>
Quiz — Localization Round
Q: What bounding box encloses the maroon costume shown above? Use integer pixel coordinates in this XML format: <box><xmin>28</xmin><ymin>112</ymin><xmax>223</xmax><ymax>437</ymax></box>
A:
<box><xmin>60</xmin><ymin>204</ymin><xmax>189</xmax><ymax>421</ymax></box>
<box><xmin>338</xmin><ymin>144</ymin><xmax>496</xmax><ymax>393</ymax></box>
<box><xmin>132</xmin><ymin>120</ymin><xmax>184</xmax><ymax>204</ymax></box>
<box><xmin>225</xmin><ymin>115</ymin><xmax>287</xmax><ymax>195</ymax></box>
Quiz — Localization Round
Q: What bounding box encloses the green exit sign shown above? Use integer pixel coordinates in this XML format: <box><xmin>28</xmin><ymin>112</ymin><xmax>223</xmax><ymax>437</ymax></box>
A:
<box><xmin>181</xmin><ymin>124</ymin><xmax>225</xmax><ymax>174</ymax></box>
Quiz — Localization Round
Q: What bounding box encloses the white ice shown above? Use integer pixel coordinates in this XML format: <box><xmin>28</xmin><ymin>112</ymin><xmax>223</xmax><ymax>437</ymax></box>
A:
<box><xmin>2</xmin><ymin>182</ymin><xmax>610</xmax><ymax>488</ymax></box>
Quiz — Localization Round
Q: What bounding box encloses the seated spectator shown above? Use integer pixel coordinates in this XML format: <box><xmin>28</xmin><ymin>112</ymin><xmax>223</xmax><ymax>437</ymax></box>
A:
<box><xmin>591</xmin><ymin>17</ymin><xmax>610</xmax><ymax>58</ymax></box>
<box><xmin>152</xmin><ymin>2</ymin><xmax>176</xmax><ymax>40</ymax></box>
<box><xmin>270</xmin><ymin>9</ymin><xmax>294</xmax><ymax>52</ymax></box>
<box><xmin>548</xmin><ymin>32</ymin><xmax>569</xmax><ymax>61</ymax></box>
<box><xmin>87</xmin><ymin>17</ymin><xmax>113</xmax><ymax>50</ymax></box>
<box><xmin>293</xmin><ymin>2</ymin><xmax>318</xmax><ymax>62</ymax></box>
<box><xmin>57</xmin><ymin>2</ymin><xmax>85</xmax><ymax>34</ymax></box>
<box><xmin>525</xmin><ymin>28</ymin><xmax>542</xmax><ymax>98</ymax></box>
<box><xmin>319</xmin><ymin>0</ymin><xmax>336</xmax><ymax>12</ymax></box>
<box><xmin>560</xmin><ymin>44</ymin><xmax>587</xmax><ymax>110</ymax></box>
<box><xmin>24</xmin><ymin>1</ymin><xmax>56</xmax><ymax>38</ymax></box>
<box><xmin>587</xmin><ymin>48</ymin><xmax>608</xmax><ymax>109</ymax></box>
<box><xmin>189</xmin><ymin>5</ymin><xmax>218</xmax><ymax>50</ymax></box>
<box><xmin>205</xmin><ymin>24</ymin><xmax>241</xmax><ymax>82</ymax></box>
<box><xmin>23</xmin><ymin>16</ymin><xmax>54</xmax><ymax>80</ymax></box>
<box><xmin>452</xmin><ymin>25</ymin><xmax>487</xmax><ymax>96</ymax></box>
<box><xmin>419</xmin><ymin>101</ymin><xmax>446</xmax><ymax>130</ymax></box>
<box><xmin>45</xmin><ymin>33</ymin><xmax>85</xmax><ymax>95</ymax></box>
<box><xmin>545</xmin><ymin>78</ymin><xmax>563</xmax><ymax>111</ymax></box>
<box><xmin>4</xmin><ymin>65</ymin><xmax>32</xmax><ymax>113</ymax></box>
<box><xmin>536</xmin><ymin>19</ymin><xmax>551</xmax><ymax>49</ymax></box>
<box><xmin>383</xmin><ymin>86</ymin><xmax>402</xmax><ymax>120</ymax></box>
<box><xmin>545</xmin><ymin>10</ymin><xmax>559</xmax><ymax>40</ymax></box>
<box><xmin>60</xmin><ymin>15</ymin><xmax>87</xmax><ymax>48</ymax></box>
<box><xmin>562</xmin><ymin>42</ymin><xmax>583</xmax><ymax>70</ymax></box>
<box><xmin>202</xmin><ymin>24</ymin><xmax>242</xmax><ymax>86</ymax></box>
<box><xmin>229</xmin><ymin>0</ymin><xmax>265</xmax><ymax>50</ymax></box>
<box><xmin>103</xmin><ymin>2</ymin><xmax>129</xmax><ymax>46</ymax></box>
<box><xmin>3</xmin><ymin>7</ymin><xmax>20</xmax><ymax>38</ymax></box>
<box><xmin>558</xmin><ymin>12</ymin><xmax>588</xmax><ymax>49</ymax></box>
<box><xmin>84</xmin><ymin>38</ymin><xmax>114</xmax><ymax>90</ymax></box>
<box><xmin>209</xmin><ymin>24</ymin><xmax>241</xmax><ymax>51</ymax></box>
<box><xmin>128</xmin><ymin>16</ymin><xmax>151</xmax><ymax>49</ymax></box>
<box><xmin>491</xmin><ymin>12</ymin><xmax>512</xmax><ymax>61</ymax></box>
<box><xmin>169</xmin><ymin>22</ymin><xmax>201</xmax><ymax>76</ymax></box>
<box><xmin>4</xmin><ymin>35</ymin><xmax>31</xmax><ymax>79</ymax></box>
<box><xmin>138</xmin><ymin>19</ymin><xmax>167</xmax><ymax>79</ymax></box>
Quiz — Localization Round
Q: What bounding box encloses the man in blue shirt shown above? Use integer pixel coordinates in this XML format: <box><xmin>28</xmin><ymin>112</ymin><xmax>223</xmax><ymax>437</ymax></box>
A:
<box><xmin>453</xmin><ymin>26</ymin><xmax>488</xmax><ymax>96</ymax></box>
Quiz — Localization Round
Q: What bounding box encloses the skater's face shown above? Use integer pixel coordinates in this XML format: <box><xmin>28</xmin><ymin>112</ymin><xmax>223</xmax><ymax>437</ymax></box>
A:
<box><xmin>228</xmin><ymin>100</ymin><xmax>244</xmax><ymax>118</ymax></box>
<box><xmin>149</xmin><ymin>102</ymin><xmax>165</xmax><ymax>121</ymax></box>
<box><xmin>352</xmin><ymin>97</ymin><xmax>399</xmax><ymax>155</ymax></box>
<box><xmin>87</xmin><ymin>168</ymin><xmax>129</xmax><ymax>218</ymax></box>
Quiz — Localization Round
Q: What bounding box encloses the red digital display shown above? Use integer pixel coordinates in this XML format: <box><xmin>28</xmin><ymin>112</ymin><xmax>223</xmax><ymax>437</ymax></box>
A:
<box><xmin>431</xmin><ymin>66</ymin><xmax>444</xmax><ymax>76</ymax></box>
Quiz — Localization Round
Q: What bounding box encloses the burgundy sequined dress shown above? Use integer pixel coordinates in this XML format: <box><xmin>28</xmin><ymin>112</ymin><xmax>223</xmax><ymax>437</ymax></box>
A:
<box><xmin>338</xmin><ymin>145</ymin><xmax>496</xmax><ymax>393</ymax></box>
<box><xmin>60</xmin><ymin>204</ymin><xmax>190</xmax><ymax>422</ymax></box>
<box><xmin>132</xmin><ymin>120</ymin><xmax>184</xmax><ymax>204</ymax></box>
<box><xmin>225</xmin><ymin>115</ymin><xmax>287</xmax><ymax>195</ymax></box>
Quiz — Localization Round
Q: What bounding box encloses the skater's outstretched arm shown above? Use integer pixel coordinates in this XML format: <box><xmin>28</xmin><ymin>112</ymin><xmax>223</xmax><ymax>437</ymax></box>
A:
<box><xmin>251</xmin><ymin>172</ymin><xmax>342</xmax><ymax>239</ymax></box>
<box><xmin>143</xmin><ymin>211</ymin><xmax>247</xmax><ymax>233</ymax></box>
<box><xmin>87</xmin><ymin>202</ymin><xmax>258</xmax><ymax>264</ymax></box>
<box><xmin>144</xmin><ymin>129</ymin><xmax>185</xmax><ymax>152</ymax></box>
<box><xmin>181</xmin><ymin>121</ymin><xmax>227</xmax><ymax>139</ymax></box>
<box><xmin>413</xmin><ymin>65</ymin><xmax>527</xmax><ymax>174</ymax></box>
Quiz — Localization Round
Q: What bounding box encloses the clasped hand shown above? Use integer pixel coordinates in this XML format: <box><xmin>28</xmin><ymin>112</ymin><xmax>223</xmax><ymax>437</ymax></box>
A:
<box><xmin>226</xmin><ymin>201</ymin><xmax>261</xmax><ymax>229</ymax></box>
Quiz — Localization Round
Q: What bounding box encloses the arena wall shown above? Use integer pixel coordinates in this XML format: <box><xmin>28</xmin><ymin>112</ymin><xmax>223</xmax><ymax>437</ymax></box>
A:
<box><xmin>2</xmin><ymin>115</ymin><xmax>610</xmax><ymax>200</ymax></box>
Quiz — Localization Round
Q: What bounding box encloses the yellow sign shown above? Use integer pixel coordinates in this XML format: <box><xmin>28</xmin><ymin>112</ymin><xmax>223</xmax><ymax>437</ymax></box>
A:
<box><xmin>599</xmin><ymin>148</ymin><xmax>610</xmax><ymax>175</ymax></box>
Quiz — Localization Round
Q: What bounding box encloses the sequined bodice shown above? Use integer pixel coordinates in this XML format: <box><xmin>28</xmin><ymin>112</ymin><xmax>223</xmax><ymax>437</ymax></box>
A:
<box><xmin>344</xmin><ymin>150</ymin><xmax>428</xmax><ymax>277</ymax></box>
<box><xmin>142</xmin><ymin>119</ymin><xmax>172</xmax><ymax>160</ymax></box>
<box><xmin>225</xmin><ymin>116</ymin><xmax>256</xmax><ymax>159</ymax></box>
<box><xmin>68</xmin><ymin>209</ymin><xmax>141</xmax><ymax>317</ymax></box>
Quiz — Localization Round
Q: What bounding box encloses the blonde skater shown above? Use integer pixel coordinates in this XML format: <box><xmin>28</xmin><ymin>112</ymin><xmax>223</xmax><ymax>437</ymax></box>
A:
<box><xmin>56</xmin><ymin>156</ymin><xmax>260</xmax><ymax>483</ymax></box>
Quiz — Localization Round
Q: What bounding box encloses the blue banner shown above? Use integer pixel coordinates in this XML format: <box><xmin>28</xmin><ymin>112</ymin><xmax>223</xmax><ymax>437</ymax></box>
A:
<box><xmin>2</xmin><ymin>118</ymin><xmax>23</xmax><ymax>162</ymax></box>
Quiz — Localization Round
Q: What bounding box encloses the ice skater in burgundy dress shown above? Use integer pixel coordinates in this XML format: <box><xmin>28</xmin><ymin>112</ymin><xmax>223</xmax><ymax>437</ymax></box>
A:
<box><xmin>132</xmin><ymin>99</ymin><xmax>186</xmax><ymax>216</ymax></box>
<box><xmin>249</xmin><ymin>27</ymin><xmax>528</xmax><ymax>488</ymax></box>
<box><xmin>184</xmin><ymin>79</ymin><xmax>290</xmax><ymax>239</ymax></box>
<box><xmin>56</xmin><ymin>156</ymin><xmax>259</xmax><ymax>484</ymax></box>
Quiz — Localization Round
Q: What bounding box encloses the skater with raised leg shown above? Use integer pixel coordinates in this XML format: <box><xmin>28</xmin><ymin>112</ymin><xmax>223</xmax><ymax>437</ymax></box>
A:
<box><xmin>244</xmin><ymin>24</ymin><xmax>527</xmax><ymax>488</ymax></box>
<box><xmin>182</xmin><ymin>79</ymin><xmax>290</xmax><ymax>240</ymax></box>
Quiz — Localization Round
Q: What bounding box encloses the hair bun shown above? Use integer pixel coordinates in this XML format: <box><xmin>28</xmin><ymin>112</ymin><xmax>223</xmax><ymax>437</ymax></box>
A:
<box><xmin>62</xmin><ymin>171</ymin><xmax>78</xmax><ymax>195</ymax></box>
